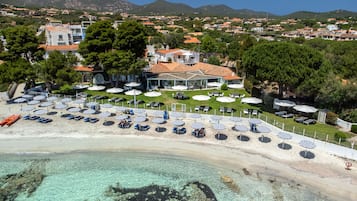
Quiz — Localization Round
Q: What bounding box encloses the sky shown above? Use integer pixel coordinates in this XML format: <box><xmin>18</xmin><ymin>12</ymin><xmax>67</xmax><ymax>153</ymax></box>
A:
<box><xmin>128</xmin><ymin>0</ymin><xmax>357</xmax><ymax>15</ymax></box>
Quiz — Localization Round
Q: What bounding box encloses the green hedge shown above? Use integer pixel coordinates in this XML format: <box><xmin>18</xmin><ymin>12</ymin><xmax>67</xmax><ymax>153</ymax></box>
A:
<box><xmin>352</xmin><ymin>125</ymin><xmax>357</xmax><ymax>134</ymax></box>
<box><xmin>334</xmin><ymin>131</ymin><xmax>347</xmax><ymax>142</ymax></box>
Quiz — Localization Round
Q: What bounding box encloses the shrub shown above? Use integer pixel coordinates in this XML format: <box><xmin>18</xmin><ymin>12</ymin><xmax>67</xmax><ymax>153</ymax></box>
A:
<box><xmin>334</xmin><ymin>131</ymin><xmax>347</xmax><ymax>142</ymax></box>
<box><xmin>54</xmin><ymin>84</ymin><xmax>75</xmax><ymax>95</ymax></box>
<box><xmin>352</xmin><ymin>125</ymin><xmax>357</xmax><ymax>134</ymax></box>
<box><xmin>220</xmin><ymin>83</ymin><xmax>228</xmax><ymax>90</ymax></box>
<box><xmin>325</xmin><ymin>112</ymin><xmax>338</xmax><ymax>125</ymax></box>
<box><xmin>340</xmin><ymin>109</ymin><xmax>357</xmax><ymax>123</ymax></box>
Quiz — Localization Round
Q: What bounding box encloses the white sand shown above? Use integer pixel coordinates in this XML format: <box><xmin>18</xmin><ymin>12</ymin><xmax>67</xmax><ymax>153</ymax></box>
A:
<box><xmin>0</xmin><ymin>101</ymin><xmax>357</xmax><ymax>201</ymax></box>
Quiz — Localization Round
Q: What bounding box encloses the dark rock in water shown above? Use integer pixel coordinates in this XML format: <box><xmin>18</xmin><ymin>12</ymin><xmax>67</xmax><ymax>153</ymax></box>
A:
<box><xmin>0</xmin><ymin>159</ymin><xmax>47</xmax><ymax>201</ymax></box>
<box><xmin>242</xmin><ymin>168</ymin><xmax>251</xmax><ymax>176</ymax></box>
<box><xmin>105</xmin><ymin>181</ymin><xmax>217</xmax><ymax>201</ymax></box>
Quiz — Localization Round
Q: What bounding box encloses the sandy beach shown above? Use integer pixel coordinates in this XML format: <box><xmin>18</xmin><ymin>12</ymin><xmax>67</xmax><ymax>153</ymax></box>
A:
<box><xmin>0</xmin><ymin>100</ymin><xmax>357</xmax><ymax>201</ymax></box>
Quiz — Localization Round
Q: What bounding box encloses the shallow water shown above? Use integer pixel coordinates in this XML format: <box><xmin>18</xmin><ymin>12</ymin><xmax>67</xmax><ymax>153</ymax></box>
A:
<box><xmin>0</xmin><ymin>152</ymin><xmax>331</xmax><ymax>201</ymax></box>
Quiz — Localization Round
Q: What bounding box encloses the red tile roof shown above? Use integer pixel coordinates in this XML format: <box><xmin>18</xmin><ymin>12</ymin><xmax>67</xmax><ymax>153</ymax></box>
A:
<box><xmin>74</xmin><ymin>66</ymin><xmax>93</xmax><ymax>72</ymax></box>
<box><xmin>150</xmin><ymin>62</ymin><xmax>241</xmax><ymax>80</ymax></box>
<box><xmin>184</xmin><ymin>37</ymin><xmax>201</xmax><ymax>44</ymax></box>
<box><xmin>39</xmin><ymin>44</ymin><xmax>79</xmax><ymax>51</ymax></box>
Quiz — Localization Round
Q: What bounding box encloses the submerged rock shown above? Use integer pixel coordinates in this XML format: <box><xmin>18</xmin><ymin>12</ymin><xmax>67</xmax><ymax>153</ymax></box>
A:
<box><xmin>220</xmin><ymin>175</ymin><xmax>240</xmax><ymax>193</ymax></box>
<box><xmin>0</xmin><ymin>159</ymin><xmax>47</xmax><ymax>201</ymax></box>
<box><xmin>105</xmin><ymin>181</ymin><xmax>217</xmax><ymax>201</ymax></box>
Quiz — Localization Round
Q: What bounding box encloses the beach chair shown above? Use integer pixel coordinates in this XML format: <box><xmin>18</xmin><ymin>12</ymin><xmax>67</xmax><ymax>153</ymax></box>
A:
<box><xmin>243</xmin><ymin>109</ymin><xmax>249</xmax><ymax>115</ymax></box>
<box><xmin>178</xmin><ymin>127</ymin><xmax>186</xmax><ymax>134</ymax></box>
<box><xmin>252</xmin><ymin>110</ymin><xmax>258</xmax><ymax>116</ymax></box>
<box><xmin>203</xmin><ymin>106</ymin><xmax>210</xmax><ymax>112</ymax></box>
<box><xmin>226</xmin><ymin>108</ymin><xmax>233</xmax><ymax>113</ymax></box>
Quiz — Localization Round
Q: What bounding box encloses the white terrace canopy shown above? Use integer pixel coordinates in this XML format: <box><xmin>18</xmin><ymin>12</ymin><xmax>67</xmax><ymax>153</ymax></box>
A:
<box><xmin>147</xmin><ymin>71</ymin><xmax>225</xmax><ymax>90</ymax></box>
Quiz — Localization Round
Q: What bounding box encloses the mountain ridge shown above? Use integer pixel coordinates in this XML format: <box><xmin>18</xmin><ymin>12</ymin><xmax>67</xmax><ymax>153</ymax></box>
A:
<box><xmin>0</xmin><ymin>0</ymin><xmax>356</xmax><ymax>18</ymax></box>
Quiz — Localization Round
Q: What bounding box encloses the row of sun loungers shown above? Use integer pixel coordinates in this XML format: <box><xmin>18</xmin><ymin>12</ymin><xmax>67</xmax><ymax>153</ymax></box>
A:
<box><xmin>173</xmin><ymin>127</ymin><xmax>186</xmax><ymax>134</ymax></box>
<box><xmin>23</xmin><ymin>115</ymin><xmax>53</xmax><ymax>123</ymax></box>
<box><xmin>61</xmin><ymin>114</ymin><xmax>84</xmax><ymax>121</ymax></box>
<box><xmin>220</xmin><ymin>107</ymin><xmax>235</xmax><ymax>113</ymax></box>
<box><xmin>108</xmin><ymin>97</ymin><xmax>126</xmax><ymax>103</ymax></box>
<box><xmin>295</xmin><ymin>117</ymin><xmax>316</xmax><ymax>125</ymax></box>
<box><xmin>146</xmin><ymin>102</ymin><xmax>164</xmax><ymax>108</ymax></box>
<box><xmin>195</xmin><ymin>106</ymin><xmax>211</xmax><ymax>112</ymax></box>
<box><xmin>244</xmin><ymin>109</ymin><xmax>259</xmax><ymax>115</ymax></box>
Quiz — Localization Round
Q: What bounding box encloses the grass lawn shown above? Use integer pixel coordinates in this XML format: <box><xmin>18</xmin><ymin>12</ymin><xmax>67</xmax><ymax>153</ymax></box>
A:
<box><xmin>84</xmin><ymin>88</ymin><xmax>354</xmax><ymax>148</ymax></box>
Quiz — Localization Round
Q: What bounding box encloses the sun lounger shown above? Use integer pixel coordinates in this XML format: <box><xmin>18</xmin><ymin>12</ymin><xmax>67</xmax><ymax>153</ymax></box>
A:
<box><xmin>203</xmin><ymin>106</ymin><xmax>210</xmax><ymax>112</ymax></box>
<box><xmin>243</xmin><ymin>109</ymin><xmax>249</xmax><ymax>115</ymax></box>
<box><xmin>252</xmin><ymin>110</ymin><xmax>258</xmax><ymax>116</ymax></box>
<box><xmin>303</xmin><ymin>119</ymin><xmax>316</xmax><ymax>125</ymax></box>
<box><xmin>295</xmin><ymin>116</ymin><xmax>308</xmax><ymax>123</ymax></box>
<box><xmin>226</xmin><ymin>108</ymin><xmax>233</xmax><ymax>113</ymax></box>
<box><xmin>275</xmin><ymin>111</ymin><xmax>287</xmax><ymax>116</ymax></box>
<box><xmin>281</xmin><ymin>113</ymin><xmax>294</xmax><ymax>118</ymax></box>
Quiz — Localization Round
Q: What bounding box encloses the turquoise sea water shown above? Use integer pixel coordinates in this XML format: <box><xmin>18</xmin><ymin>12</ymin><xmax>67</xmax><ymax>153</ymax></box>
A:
<box><xmin>0</xmin><ymin>152</ymin><xmax>331</xmax><ymax>201</ymax></box>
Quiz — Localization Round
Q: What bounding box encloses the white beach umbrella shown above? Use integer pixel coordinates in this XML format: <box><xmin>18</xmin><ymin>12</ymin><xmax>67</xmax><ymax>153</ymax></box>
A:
<box><xmin>68</xmin><ymin>107</ymin><xmax>81</xmax><ymax>113</ymax></box>
<box><xmin>216</xmin><ymin>96</ymin><xmax>235</xmax><ymax>103</ymax></box>
<box><xmin>54</xmin><ymin>103</ymin><xmax>67</xmax><ymax>110</ymax></box>
<box><xmin>14</xmin><ymin>98</ymin><xmax>27</xmax><ymax>103</ymax></box>
<box><xmin>190</xmin><ymin>113</ymin><xmax>201</xmax><ymax>119</ymax></box>
<box><xmin>125</xmin><ymin>82</ymin><xmax>141</xmax><ymax>87</ymax></box>
<box><xmin>229</xmin><ymin>117</ymin><xmax>242</xmax><ymax>123</ymax></box>
<box><xmin>47</xmin><ymin>96</ymin><xmax>58</xmax><ymax>102</ymax></box>
<box><xmin>299</xmin><ymin>140</ymin><xmax>316</xmax><ymax>158</ymax></box>
<box><xmin>22</xmin><ymin>105</ymin><xmax>34</xmax><ymax>112</ymax></box>
<box><xmin>134</xmin><ymin>116</ymin><xmax>146</xmax><ymax>123</ymax></box>
<box><xmin>116</xmin><ymin>115</ymin><xmax>128</xmax><ymax>120</ymax></box>
<box><xmin>152</xmin><ymin>117</ymin><xmax>165</xmax><ymax>124</ymax></box>
<box><xmin>192</xmin><ymin>122</ymin><xmax>204</xmax><ymax>129</ymax></box>
<box><xmin>256</xmin><ymin>126</ymin><xmax>271</xmax><ymax>133</ymax></box>
<box><xmin>99</xmin><ymin>111</ymin><xmax>112</xmax><ymax>118</ymax></box>
<box><xmin>106</xmin><ymin>88</ymin><xmax>124</xmax><ymax>94</ymax></box>
<box><xmin>125</xmin><ymin>89</ymin><xmax>142</xmax><ymax>96</ymax></box>
<box><xmin>277</xmin><ymin>132</ymin><xmax>293</xmax><ymax>150</ymax></box>
<box><xmin>249</xmin><ymin>118</ymin><xmax>262</xmax><ymax>125</ymax></box>
<box><xmin>33</xmin><ymin>95</ymin><xmax>46</xmax><ymax>101</ymax></box>
<box><xmin>73</xmin><ymin>99</ymin><xmax>85</xmax><ymax>105</ymax></box>
<box><xmin>171</xmin><ymin>112</ymin><xmax>184</xmax><ymax>118</ymax></box>
<box><xmin>211</xmin><ymin>115</ymin><xmax>222</xmax><ymax>122</ymax></box>
<box><xmin>173</xmin><ymin>120</ymin><xmax>185</xmax><ymax>127</ymax></box>
<box><xmin>88</xmin><ymin>85</ymin><xmax>106</xmax><ymax>91</ymax></box>
<box><xmin>39</xmin><ymin>102</ymin><xmax>53</xmax><ymax>107</ymax></box>
<box><xmin>22</xmin><ymin>94</ymin><xmax>33</xmax><ymax>99</ymax></box>
<box><xmin>274</xmin><ymin>99</ymin><xmax>296</xmax><ymax>108</ymax></box>
<box><xmin>172</xmin><ymin>85</ymin><xmax>187</xmax><ymax>90</ymax></box>
<box><xmin>83</xmin><ymin>109</ymin><xmax>96</xmax><ymax>114</ymax></box>
<box><xmin>153</xmin><ymin>110</ymin><xmax>164</xmax><ymax>117</ymax></box>
<box><xmin>192</xmin><ymin>95</ymin><xmax>210</xmax><ymax>101</ymax></box>
<box><xmin>241</xmin><ymin>97</ymin><xmax>263</xmax><ymax>104</ymax></box>
<box><xmin>33</xmin><ymin>109</ymin><xmax>47</xmax><ymax>115</ymax></box>
<box><xmin>73</xmin><ymin>84</ymin><xmax>89</xmax><ymax>90</ymax></box>
<box><xmin>234</xmin><ymin>125</ymin><xmax>249</xmax><ymax>132</ymax></box>
<box><xmin>227</xmin><ymin>84</ymin><xmax>243</xmax><ymax>89</ymax></box>
<box><xmin>27</xmin><ymin>100</ymin><xmax>40</xmax><ymax>105</ymax></box>
<box><xmin>144</xmin><ymin>91</ymin><xmax>162</xmax><ymax>97</ymax></box>
<box><xmin>100</xmin><ymin>103</ymin><xmax>113</xmax><ymax>109</ymax></box>
<box><xmin>213</xmin><ymin>123</ymin><xmax>225</xmax><ymax>130</ymax></box>
<box><xmin>293</xmin><ymin>105</ymin><xmax>318</xmax><ymax>113</ymax></box>
<box><xmin>61</xmin><ymin>98</ymin><xmax>72</xmax><ymax>103</ymax></box>
<box><xmin>207</xmin><ymin>82</ymin><xmax>223</xmax><ymax>87</ymax></box>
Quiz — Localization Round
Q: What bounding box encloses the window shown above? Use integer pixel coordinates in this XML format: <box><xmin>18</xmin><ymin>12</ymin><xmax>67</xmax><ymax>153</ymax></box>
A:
<box><xmin>58</xmin><ymin>35</ymin><xmax>63</xmax><ymax>41</ymax></box>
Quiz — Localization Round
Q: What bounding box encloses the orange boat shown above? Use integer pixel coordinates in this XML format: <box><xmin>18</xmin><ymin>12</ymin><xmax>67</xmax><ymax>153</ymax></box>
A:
<box><xmin>0</xmin><ymin>114</ymin><xmax>21</xmax><ymax>127</ymax></box>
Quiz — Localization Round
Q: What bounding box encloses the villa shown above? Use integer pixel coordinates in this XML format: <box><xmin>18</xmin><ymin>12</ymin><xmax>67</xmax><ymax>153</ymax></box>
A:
<box><xmin>145</xmin><ymin>48</ymin><xmax>244</xmax><ymax>90</ymax></box>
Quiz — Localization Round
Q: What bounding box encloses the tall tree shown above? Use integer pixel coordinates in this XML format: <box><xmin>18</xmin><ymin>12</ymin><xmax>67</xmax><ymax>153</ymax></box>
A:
<box><xmin>79</xmin><ymin>20</ymin><xmax>115</xmax><ymax>67</ymax></box>
<box><xmin>100</xmin><ymin>50</ymin><xmax>146</xmax><ymax>87</ymax></box>
<box><xmin>1</xmin><ymin>26</ymin><xmax>43</xmax><ymax>63</ymax></box>
<box><xmin>242</xmin><ymin>42</ymin><xmax>324</xmax><ymax>96</ymax></box>
<box><xmin>114</xmin><ymin>20</ymin><xmax>147</xmax><ymax>58</ymax></box>
<box><xmin>0</xmin><ymin>58</ymin><xmax>34</xmax><ymax>83</ymax></box>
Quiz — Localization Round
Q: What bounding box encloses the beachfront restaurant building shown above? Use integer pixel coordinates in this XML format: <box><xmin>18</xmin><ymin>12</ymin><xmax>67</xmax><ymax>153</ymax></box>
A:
<box><xmin>146</xmin><ymin>61</ymin><xmax>243</xmax><ymax>90</ymax></box>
